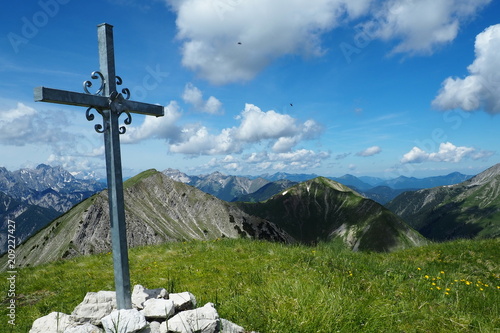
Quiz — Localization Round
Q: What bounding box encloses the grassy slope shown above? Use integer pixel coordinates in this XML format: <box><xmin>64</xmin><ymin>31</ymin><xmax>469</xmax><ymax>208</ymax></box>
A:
<box><xmin>387</xmin><ymin>175</ymin><xmax>500</xmax><ymax>241</ymax></box>
<box><xmin>1</xmin><ymin>238</ymin><xmax>499</xmax><ymax>332</ymax></box>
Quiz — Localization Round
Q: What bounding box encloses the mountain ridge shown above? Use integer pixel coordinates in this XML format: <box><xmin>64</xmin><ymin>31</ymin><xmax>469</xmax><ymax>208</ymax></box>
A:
<box><xmin>237</xmin><ymin>177</ymin><xmax>427</xmax><ymax>251</ymax></box>
<box><xmin>386</xmin><ymin>163</ymin><xmax>500</xmax><ymax>241</ymax></box>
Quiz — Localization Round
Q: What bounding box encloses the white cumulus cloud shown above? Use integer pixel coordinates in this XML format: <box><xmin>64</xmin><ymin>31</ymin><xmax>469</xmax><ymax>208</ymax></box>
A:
<box><xmin>182</xmin><ymin>83</ymin><xmax>223</xmax><ymax>114</ymax></box>
<box><xmin>401</xmin><ymin>142</ymin><xmax>493</xmax><ymax>163</ymax></box>
<box><xmin>235</xmin><ymin>104</ymin><xmax>298</xmax><ymax>142</ymax></box>
<box><xmin>0</xmin><ymin>103</ymin><xmax>37</xmax><ymax>144</ymax></box>
<box><xmin>356</xmin><ymin>145</ymin><xmax>382</xmax><ymax>157</ymax></box>
<box><xmin>121</xmin><ymin>101</ymin><xmax>182</xmax><ymax>143</ymax></box>
<box><xmin>170</xmin><ymin>126</ymin><xmax>238</xmax><ymax>155</ymax></box>
<box><xmin>165</xmin><ymin>0</ymin><xmax>490</xmax><ymax>83</ymax></box>
<box><xmin>236</xmin><ymin>104</ymin><xmax>323</xmax><ymax>153</ymax></box>
<box><xmin>0</xmin><ymin>102</ymin><xmax>76</xmax><ymax>147</ymax></box>
<box><xmin>400</xmin><ymin>146</ymin><xmax>428</xmax><ymax>163</ymax></box>
<box><xmin>432</xmin><ymin>24</ymin><xmax>500</xmax><ymax>114</ymax></box>
<box><xmin>363</xmin><ymin>0</ymin><xmax>491</xmax><ymax>55</ymax></box>
<box><xmin>170</xmin><ymin>103</ymin><xmax>323</xmax><ymax>155</ymax></box>
<box><xmin>201</xmin><ymin>149</ymin><xmax>330</xmax><ymax>173</ymax></box>
<box><xmin>166</xmin><ymin>0</ymin><xmax>369</xmax><ymax>84</ymax></box>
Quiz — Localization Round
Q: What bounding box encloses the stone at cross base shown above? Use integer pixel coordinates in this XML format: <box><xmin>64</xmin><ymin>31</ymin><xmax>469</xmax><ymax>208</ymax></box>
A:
<box><xmin>28</xmin><ymin>285</ymin><xmax>252</xmax><ymax>333</ymax></box>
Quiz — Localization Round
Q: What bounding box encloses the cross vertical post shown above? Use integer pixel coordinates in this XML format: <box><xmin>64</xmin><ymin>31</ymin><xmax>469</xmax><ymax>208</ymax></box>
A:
<box><xmin>98</xmin><ymin>23</ymin><xmax>131</xmax><ymax>310</ymax></box>
<box><xmin>34</xmin><ymin>23</ymin><xmax>164</xmax><ymax>310</ymax></box>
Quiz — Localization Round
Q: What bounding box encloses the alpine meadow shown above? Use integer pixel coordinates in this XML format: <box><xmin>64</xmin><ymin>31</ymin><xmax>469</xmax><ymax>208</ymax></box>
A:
<box><xmin>1</xmin><ymin>238</ymin><xmax>499</xmax><ymax>332</ymax></box>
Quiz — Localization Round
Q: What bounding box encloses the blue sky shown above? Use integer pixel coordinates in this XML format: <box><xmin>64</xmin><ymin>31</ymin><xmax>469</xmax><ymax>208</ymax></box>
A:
<box><xmin>1</xmin><ymin>0</ymin><xmax>499</xmax><ymax>179</ymax></box>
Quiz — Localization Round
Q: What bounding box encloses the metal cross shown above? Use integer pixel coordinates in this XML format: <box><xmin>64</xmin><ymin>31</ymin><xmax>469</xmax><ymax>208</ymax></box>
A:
<box><xmin>34</xmin><ymin>23</ymin><xmax>164</xmax><ymax>309</ymax></box>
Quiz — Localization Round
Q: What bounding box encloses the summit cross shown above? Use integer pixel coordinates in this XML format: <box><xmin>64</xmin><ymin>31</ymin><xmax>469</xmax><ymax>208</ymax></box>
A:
<box><xmin>34</xmin><ymin>23</ymin><xmax>164</xmax><ymax>309</ymax></box>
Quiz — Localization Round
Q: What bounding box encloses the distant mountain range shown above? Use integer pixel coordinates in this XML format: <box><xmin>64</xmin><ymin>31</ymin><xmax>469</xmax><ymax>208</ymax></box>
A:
<box><xmin>1</xmin><ymin>170</ymin><xmax>427</xmax><ymax>270</ymax></box>
<box><xmin>0</xmin><ymin>164</ymin><xmax>105</xmax><ymax>254</ymax></box>
<box><xmin>0</xmin><ymin>164</ymin><xmax>105</xmax><ymax>212</ymax></box>
<box><xmin>163</xmin><ymin>169</ymin><xmax>473</xmax><ymax>204</ymax></box>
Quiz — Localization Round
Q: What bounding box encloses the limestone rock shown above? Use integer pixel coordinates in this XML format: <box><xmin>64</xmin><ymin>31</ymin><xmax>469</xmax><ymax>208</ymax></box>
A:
<box><xmin>141</xmin><ymin>298</ymin><xmax>175</xmax><ymax>319</ymax></box>
<box><xmin>101</xmin><ymin>309</ymin><xmax>147</xmax><ymax>333</ymax></box>
<box><xmin>168</xmin><ymin>291</ymin><xmax>196</xmax><ymax>311</ymax></box>
<box><xmin>163</xmin><ymin>302</ymin><xmax>220</xmax><ymax>333</ymax></box>
<box><xmin>29</xmin><ymin>312</ymin><xmax>75</xmax><ymax>333</ymax></box>
<box><xmin>64</xmin><ymin>323</ymin><xmax>103</xmax><ymax>333</ymax></box>
<box><xmin>220</xmin><ymin>319</ymin><xmax>245</xmax><ymax>333</ymax></box>
<box><xmin>29</xmin><ymin>287</ymin><xmax>254</xmax><ymax>333</ymax></box>
<box><xmin>132</xmin><ymin>284</ymin><xmax>168</xmax><ymax>309</ymax></box>
<box><xmin>71</xmin><ymin>291</ymin><xmax>117</xmax><ymax>325</ymax></box>
<box><xmin>140</xmin><ymin>321</ymin><xmax>161</xmax><ymax>333</ymax></box>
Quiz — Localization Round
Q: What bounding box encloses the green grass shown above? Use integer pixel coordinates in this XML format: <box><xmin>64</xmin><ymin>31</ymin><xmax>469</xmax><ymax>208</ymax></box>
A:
<box><xmin>1</xmin><ymin>238</ymin><xmax>499</xmax><ymax>332</ymax></box>
<box><xmin>123</xmin><ymin>169</ymin><xmax>159</xmax><ymax>189</ymax></box>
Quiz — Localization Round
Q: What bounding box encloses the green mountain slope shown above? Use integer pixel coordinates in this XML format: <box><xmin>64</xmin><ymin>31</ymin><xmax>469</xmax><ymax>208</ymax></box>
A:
<box><xmin>386</xmin><ymin>163</ymin><xmax>500</xmax><ymax>241</ymax></box>
<box><xmin>0</xmin><ymin>170</ymin><xmax>290</xmax><ymax>270</ymax></box>
<box><xmin>237</xmin><ymin>177</ymin><xmax>427</xmax><ymax>252</ymax></box>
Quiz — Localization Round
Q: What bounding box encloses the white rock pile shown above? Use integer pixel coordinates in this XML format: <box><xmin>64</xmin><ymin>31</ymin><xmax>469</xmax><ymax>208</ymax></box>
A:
<box><xmin>29</xmin><ymin>285</ymin><xmax>256</xmax><ymax>333</ymax></box>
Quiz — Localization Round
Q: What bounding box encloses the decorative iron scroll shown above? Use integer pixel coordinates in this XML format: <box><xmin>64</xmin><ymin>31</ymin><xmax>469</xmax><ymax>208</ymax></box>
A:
<box><xmin>118</xmin><ymin>111</ymin><xmax>132</xmax><ymax>134</ymax></box>
<box><xmin>116</xmin><ymin>76</ymin><xmax>131</xmax><ymax>100</ymax></box>
<box><xmin>83</xmin><ymin>71</ymin><xmax>105</xmax><ymax>96</ymax></box>
<box><xmin>83</xmin><ymin>72</ymin><xmax>132</xmax><ymax>134</ymax></box>
<box><xmin>85</xmin><ymin>107</ymin><xmax>106</xmax><ymax>134</ymax></box>
<box><xmin>115</xmin><ymin>76</ymin><xmax>132</xmax><ymax>134</ymax></box>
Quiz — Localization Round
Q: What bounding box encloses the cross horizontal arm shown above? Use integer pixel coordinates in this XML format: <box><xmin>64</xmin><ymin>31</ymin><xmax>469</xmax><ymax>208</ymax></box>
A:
<box><xmin>34</xmin><ymin>87</ymin><xmax>164</xmax><ymax>117</ymax></box>
<box><xmin>119</xmin><ymin>99</ymin><xmax>164</xmax><ymax>117</ymax></box>
<box><xmin>34</xmin><ymin>86</ymin><xmax>108</xmax><ymax>109</ymax></box>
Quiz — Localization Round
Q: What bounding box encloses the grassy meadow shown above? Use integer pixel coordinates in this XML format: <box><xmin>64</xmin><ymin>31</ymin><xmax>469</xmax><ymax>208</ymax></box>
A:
<box><xmin>1</xmin><ymin>238</ymin><xmax>499</xmax><ymax>332</ymax></box>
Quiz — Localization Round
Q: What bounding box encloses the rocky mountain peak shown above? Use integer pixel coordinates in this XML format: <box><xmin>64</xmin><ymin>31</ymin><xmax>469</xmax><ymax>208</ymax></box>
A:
<box><xmin>162</xmin><ymin>168</ymin><xmax>192</xmax><ymax>183</ymax></box>
<box><xmin>466</xmin><ymin>163</ymin><xmax>500</xmax><ymax>187</ymax></box>
<box><xmin>287</xmin><ymin>177</ymin><xmax>359</xmax><ymax>196</ymax></box>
